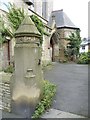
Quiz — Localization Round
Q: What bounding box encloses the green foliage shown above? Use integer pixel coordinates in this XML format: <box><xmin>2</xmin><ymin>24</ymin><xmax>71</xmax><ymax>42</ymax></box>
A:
<box><xmin>1</xmin><ymin>3</ymin><xmax>49</xmax><ymax>45</ymax></box>
<box><xmin>30</xmin><ymin>15</ymin><xmax>43</xmax><ymax>44</ymax></box>
<box><xmin>77</xmin><ymin>51</ymin><xmax>90</xmax><ymax>64</ymax></box>
<box><xmin>0</xmin><ymin>2</ymin><xmax>24</xmax><ymax>43</ymax></box>
<box><xmin>66</xmin><ymin>30</ymin><xmax>81</xmax><ymax>57</ymax></box>
<box><xmin>6</xmin><ymin>2</ymin><xmax>25</xmax><ymax>31</ymax></box>
<box><xmin>0</xmin><ymin>15</ymin><xmax>13</xmax><ymax>43</ymax></box>
<box><xmin>30</xmin><ymin>15</ymin><xmax>49</xmax><ymax>44</ymax></box>
<box><xmin>32</xmin><ymin>80</ymin><xmax>56</xmax><ymax>118</ymax></box>
<box><xmin>0</xmin><ymin>16</ymin><xmax>5</xmax><ymax>43</ymax></box>
<box><xmin>30</xmin><ymin>15</ymin><xmax>44</xmax><ymax>35</ymax></box>
<box><xmin>4</xmin><ymin>65</ymin><xmax>14</xmax><ymax>73</ymax></box>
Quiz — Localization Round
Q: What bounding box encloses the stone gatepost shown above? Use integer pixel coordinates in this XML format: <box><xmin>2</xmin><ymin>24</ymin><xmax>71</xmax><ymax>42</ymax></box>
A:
<box><xmin>11</xmin><ymin>16</ymin><xmax>43</xmax><ymax>118</ymax></box>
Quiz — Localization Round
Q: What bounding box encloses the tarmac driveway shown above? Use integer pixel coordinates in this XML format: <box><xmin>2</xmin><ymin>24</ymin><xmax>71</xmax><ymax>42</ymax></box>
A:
<box><xmin>44</xmin><ymin>63</ymin><xmax>88</xmax><ymax>117</ymax></box>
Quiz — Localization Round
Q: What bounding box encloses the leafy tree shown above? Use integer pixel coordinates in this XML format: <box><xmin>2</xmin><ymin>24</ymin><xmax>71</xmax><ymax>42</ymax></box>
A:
<box><xmin>66</xmin><ymin>30</ymin><xmax>81</xmax><ymax>60</ymax></box>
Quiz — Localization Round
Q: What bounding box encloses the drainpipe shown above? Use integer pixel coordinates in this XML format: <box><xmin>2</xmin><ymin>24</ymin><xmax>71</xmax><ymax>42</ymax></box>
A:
<box><xmin>7</xmin><ymin>40</ymin><xmax>10</xmax><ymax>65</ymax></box>
<box><xmin>6</xmin><ymin>37</ymin><xmax>10</xmax><ymax>65</ymax></box>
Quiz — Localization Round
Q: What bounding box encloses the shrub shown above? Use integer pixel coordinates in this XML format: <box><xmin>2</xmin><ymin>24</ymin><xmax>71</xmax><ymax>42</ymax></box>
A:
<box><xmin>32</xmin><ymin>80</ymin><xmax>56</xmax><ymax>118</ymax></box>
<box><xmin>77</xmin><ymin>51</ymin><xmax>90</xmax><ymax>64</ymax></box>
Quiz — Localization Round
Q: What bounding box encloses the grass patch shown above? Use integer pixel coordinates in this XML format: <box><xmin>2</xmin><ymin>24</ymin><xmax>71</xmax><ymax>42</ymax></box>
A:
<box><xmin>32</xmin><ymin>80</ymin><xmax>56</xmax><ymax>118</ymax></box>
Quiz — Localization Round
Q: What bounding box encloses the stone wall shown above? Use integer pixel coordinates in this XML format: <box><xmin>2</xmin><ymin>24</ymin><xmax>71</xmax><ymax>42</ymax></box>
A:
<box><xmin>0</xmin><ymin>9</ymin><xmax>14</xmax><ymax>70</ymax></box>
<box><xmin>57</xmin><ymin>28</ymin><xmax>77</xmax><ymax>61</ymax></box>
<box><xmin>0</xmin><ymin>81</ymin><xmax>11</xmax><ymax>112</ymax></box>
<box><xmin>0</xmin><ymin>41</ymin><xmax>13</xmax><ymax>70</ymax></box>
<box><xmin>57</xmin><ymin>29</ymin><xmax>66</xmax><ymax>61</ymax></box>
<box><xmin>0</xmin><ymin>72</ymin><xmax>12</xmax><ymax>112</ymax></box>
<box><xmin>42</xmin><ymin>34</ymin><xmax>52</xmax><ymax>65</ymax></box>
<box><xmin>1</xmin><ymin>43</ymin><xmax>9</xmax><ymax>69</ymax></box>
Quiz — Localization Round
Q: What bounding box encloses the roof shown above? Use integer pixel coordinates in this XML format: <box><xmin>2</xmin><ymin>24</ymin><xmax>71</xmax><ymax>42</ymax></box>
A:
<box><xmin>81</xmin><ymin>38</ymin><xmax>90</xmax><ymax>46</ymax></box>
<box><xmin>48</xmin><ymin>9</ymin><xmax>79</xmax><ymax>29</ymax></box>
<box><xmin>28</xmin><ymin>8</ymin><xmax>48</xmax><ymax>23</ymax></box>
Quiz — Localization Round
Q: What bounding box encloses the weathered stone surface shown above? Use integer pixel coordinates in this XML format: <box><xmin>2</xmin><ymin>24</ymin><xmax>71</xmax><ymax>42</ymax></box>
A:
<box><xmin>16</xmin><ymin>37</ymin><xmax>39</xmax><ymax>44</ymax></box>
<box><xmin>42</xmin><ymin>35</ymin><xmax>52</xmax><ymax>63</ymax></box>
<box><xmin>0</xmin><ymin>81</ymin><xmax>11</xmax><ymax>112</ymax></box>
<box><xmin>11</xmin><ymin>16</ymin><xmax>43</xmax><ymax>118</ymax></box>
<box><xmin>57</xmin><ymin>28</ymin><xmax>78</xmax><ymax>61</ymax></box>
<box><xmin>15</xmin><ymin>16</ymin><xmax>41</xmax><ymax>37</ymax></box>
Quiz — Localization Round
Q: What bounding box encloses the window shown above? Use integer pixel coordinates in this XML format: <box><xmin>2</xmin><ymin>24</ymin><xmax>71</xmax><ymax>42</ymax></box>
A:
<box><xmin>82</xmin><ymin>46</ymin><xmax>85</xmax><ymax>50</ymax></box>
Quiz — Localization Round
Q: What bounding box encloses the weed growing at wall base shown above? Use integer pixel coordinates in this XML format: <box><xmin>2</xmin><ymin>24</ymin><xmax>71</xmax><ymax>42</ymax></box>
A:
<box><xmin>32</xmin><ymin>80</ymin><xmax>56</xmax><ymax>118</ymax></box>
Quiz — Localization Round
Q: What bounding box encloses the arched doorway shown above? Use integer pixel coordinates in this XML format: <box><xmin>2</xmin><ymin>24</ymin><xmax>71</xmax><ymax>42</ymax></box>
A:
<box><xmin>50</xmin><ymin>32</ymin><xmax>59</xmax><ymax>62</ymax></box>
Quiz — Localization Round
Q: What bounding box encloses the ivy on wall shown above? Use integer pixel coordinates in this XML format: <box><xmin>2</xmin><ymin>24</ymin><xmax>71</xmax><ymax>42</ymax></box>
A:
<box><xmin>6</xmin><ymin>2</ymin><xmax>25</xmax><ymax>31</ymax></box>
<box><xmin>0</xmin><ymin>2</ymin><xmax>49</xmax><ymax>44</ymax></box>
<box><xmin>0</xmin><ymin>15</ymin><xmax>13</xmax><ymax>44</ymax></box>
<box><xmin>30</xmin><ymin>15</ymin><xmax>49</xmax><ymax>44</ymax></box>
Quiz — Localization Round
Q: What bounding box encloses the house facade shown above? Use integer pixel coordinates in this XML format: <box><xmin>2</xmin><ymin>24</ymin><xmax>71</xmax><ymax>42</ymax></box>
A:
<box><xmin>48</xmin><ymin>9</ymin><xmax>80</xmax><ymax>62</ymax></box>
<box><xmin>80</xmin><ymin>38</ymin><xmax>90</xmax><ymax>53</ymax></box>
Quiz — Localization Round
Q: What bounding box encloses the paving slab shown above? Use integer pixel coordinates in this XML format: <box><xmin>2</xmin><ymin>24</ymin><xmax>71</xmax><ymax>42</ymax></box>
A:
<box><xmin>42</xmin><ymin>108</ymin><xmax>86</xmax><ymax>118</ymax></box>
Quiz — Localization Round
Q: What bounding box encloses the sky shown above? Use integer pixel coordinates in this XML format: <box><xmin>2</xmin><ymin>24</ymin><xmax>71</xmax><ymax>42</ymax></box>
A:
<box><xmin>53</xmin><ymin>0</ymin><xmax>89</xmax><ymax>39</ymax></box>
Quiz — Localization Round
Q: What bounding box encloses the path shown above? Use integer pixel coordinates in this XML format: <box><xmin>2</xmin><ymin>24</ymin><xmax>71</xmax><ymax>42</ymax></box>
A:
<box><xmin>1</xmin><ymin>63</ymin><xmax>88</xmax><ymax>118</ymax></box>
<box><xmin>44</xmin><ymin>63</ymin><xmax>88</xmax><ymax>117</ymax></box>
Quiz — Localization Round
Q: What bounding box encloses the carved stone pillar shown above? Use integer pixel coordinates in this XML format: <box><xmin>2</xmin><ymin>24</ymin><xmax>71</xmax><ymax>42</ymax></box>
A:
<box><xmin>11</xmin><ymin>16</ymin><xmax>43</xmax><ymax>118</ymax></box>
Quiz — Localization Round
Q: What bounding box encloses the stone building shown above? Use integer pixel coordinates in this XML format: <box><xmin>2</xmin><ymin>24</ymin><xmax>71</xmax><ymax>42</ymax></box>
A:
<box><xmin>0</xmin><ymin>9</ymin><xmax>13</xmax><ymax>70</ymax></box>
<box><xmin>1</xmin><ymin>0</ymin><xmax>33</xmax><ymax>13</ymax></box>
<box><xmin>0</xmin><ymin>0</ymin><xmax>53</xmax><ymax>69</ymax></box>
<box><xmin>0</xmin><ymin>0</ymin><xmax>33</xmax><ymax>69</ymax></box>
<box><xmin>31</xmin><ymin>0</ymin><xmax>53</xmax><ymax>21</ymax></box>
<box><xmin>42</xmin><ymin>0</ymin><xmax>53</xmax><ymax>20</ymax></box>
<box><xmin>80</xmin><ymin>38</ymin><xmax>90</xmax><ymax>53</ymax></box>
<box><xmin>48</xmin><ymin>9</ymin><xmax>80</xmax><ymax>62</ymax></box>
